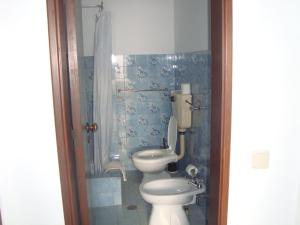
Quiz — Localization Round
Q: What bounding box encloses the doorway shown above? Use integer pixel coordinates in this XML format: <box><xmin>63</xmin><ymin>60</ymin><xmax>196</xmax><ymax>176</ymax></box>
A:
<box><xmin>46</xmin><ymin>0</ymin><xmax>232</xmax><ymax>224</ymax></box>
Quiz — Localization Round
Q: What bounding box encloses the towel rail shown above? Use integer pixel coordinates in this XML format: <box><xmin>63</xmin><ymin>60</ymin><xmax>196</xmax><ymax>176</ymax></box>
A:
<box><xmin>117</xmin><ymin>89</ymin><xmax>170</xmax><ymax>93</ymax></box>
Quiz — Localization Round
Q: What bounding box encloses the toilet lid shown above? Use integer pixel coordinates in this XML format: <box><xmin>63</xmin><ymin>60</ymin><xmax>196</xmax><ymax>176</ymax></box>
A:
<box><xmin>167</xmin><ymin>116</ymin><xmax>177</xmax><ymax>151</ymax></box>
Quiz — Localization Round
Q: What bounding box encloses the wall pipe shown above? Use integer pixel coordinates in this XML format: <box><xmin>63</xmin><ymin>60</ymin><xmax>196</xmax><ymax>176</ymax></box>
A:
<box><xmin>177</xmin><ymin>131</ymin><xmax>186</xmax><ymax>160</ymax></box>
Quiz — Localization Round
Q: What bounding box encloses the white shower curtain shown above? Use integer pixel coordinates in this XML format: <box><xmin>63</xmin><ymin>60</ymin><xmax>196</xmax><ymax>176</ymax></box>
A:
<box><xmin>93</xmin><ymin>11</ymin><xmax>113</xmax><ymax>175</ymax></box>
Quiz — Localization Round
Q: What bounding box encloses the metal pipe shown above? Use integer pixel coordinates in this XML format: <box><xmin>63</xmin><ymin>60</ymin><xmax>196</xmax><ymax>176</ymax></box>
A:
<box><xmin>177</xmin><ymin>132</ymin><xmax>186</xmax><ymax>160</ymax></box>
<box><xmin>82</xmin><ymin>5</ymin><xmax>101</xmax><ymax>8</ymax></box>
<box><xmin>117</xmin><ymin>88</ymin><xmax>170</xmax><ymax>93</ymax></box>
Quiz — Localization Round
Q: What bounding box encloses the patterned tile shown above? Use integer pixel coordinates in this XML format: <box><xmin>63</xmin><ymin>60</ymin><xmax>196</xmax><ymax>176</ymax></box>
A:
<box><xmin>83</xmin><ymin>52</ymin><xmax>210</xmax><ymax>175</ymax></box>
<box><xmin>175</xmin><ymin>51</ymin><xmax>212</xmax><ymax>198</ymax></box>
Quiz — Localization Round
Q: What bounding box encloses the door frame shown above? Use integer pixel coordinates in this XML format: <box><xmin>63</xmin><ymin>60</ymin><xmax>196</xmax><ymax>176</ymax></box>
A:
<box><xmin>46</xmin><ymin>0</ymin><xmax>232</xmax><ymax>225</ymax></box>
<box><xmin>46</xmin><ymin>0</ymin><xmax>81</xmax><ymax>225</ymax></box>
<box><xmin>208</xmin><ymin>0</ymin><xmax>232</xmax><ymax>224</ymax></box>
<box><xmin>47</xmin><ymin>0</ymin><xmax>90</xmax><ymax>224</ymax></box>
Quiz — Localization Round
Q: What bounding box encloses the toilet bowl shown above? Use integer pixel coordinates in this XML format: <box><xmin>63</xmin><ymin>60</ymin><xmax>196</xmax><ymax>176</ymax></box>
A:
<box><xmin>140</xmin><ymin>178</ymin><xmax>205</xmax><ymax>225</ymax></box>
<box><xmin>132</xmin><ymin>116</ymin><xmax>178</xmax><ymax>182</ymax></box>
<box><xmin>133</xmin><ymin>149</ymin><xmax>177</xmax><ymax>173</ymax></box>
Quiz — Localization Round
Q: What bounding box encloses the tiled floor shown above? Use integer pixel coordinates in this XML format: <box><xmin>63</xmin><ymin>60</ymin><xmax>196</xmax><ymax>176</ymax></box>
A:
<box><xmin>90</xmin><ymin>171</ymin><xmax>206</xmax><ymax>225</ymax></box>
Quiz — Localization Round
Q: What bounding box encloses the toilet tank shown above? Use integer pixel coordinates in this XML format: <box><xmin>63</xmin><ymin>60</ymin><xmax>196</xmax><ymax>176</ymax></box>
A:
<box><xmin>171</xmin><ymin>92</ymin><xmax>192</xmax><ymax>131</ymax></box>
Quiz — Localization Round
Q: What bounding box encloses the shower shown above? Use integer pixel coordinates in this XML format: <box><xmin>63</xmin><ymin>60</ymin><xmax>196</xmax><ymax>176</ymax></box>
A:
<box><xmin>86</xmin><ymin>2</ymin><xmax>126</xmax><ymax>180</ymax></box>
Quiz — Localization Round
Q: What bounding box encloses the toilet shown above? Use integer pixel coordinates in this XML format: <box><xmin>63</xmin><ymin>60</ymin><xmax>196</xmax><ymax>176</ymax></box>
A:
<box><xmin>140</xmin><ymin>177</ymin><xmax>205</xmax><ymax>225</ymax></box>
<box><xmin>132</xmin><ymin>116</ymin><xmax>178</xmax><ymax>183</ymax></box>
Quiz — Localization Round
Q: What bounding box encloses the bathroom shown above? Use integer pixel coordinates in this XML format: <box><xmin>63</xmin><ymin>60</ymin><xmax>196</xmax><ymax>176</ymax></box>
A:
<box><xmin>78</xmin><ymin>0</ymin><xmax>211</xmax><ymax>224</ymax></box>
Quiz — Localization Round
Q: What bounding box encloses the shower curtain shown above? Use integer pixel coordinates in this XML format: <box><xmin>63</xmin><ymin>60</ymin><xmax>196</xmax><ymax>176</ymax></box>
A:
<box><xmin>93</xmin><ymin>11</ymin><xmax>113</xmax><ymax>175</ymax></box>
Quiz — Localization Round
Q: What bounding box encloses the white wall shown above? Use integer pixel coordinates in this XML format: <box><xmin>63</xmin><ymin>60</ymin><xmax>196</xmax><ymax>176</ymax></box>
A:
<box><xmin>174</xmin><ymin>0</ymin><xmax>210</xmax><ymax>53</ymax></box>
<box><xmin>82</xmin><ymin>0</ymin><xmax>175</xmax><ymax>56</ymax></box>
<box><xmin>229</xmin><ymin>1</ymin><xmax>300</xmax><ymax>225</ymax></box>
<box><xmin>0</xmin><ymin>1</ymin><xmax>65</xmax><ymax>225</ymax></box>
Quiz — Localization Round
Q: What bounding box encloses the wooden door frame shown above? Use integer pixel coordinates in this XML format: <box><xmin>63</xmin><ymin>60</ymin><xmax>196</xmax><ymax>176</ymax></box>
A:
<box><xmin>208</xmin><ymin>0</ymin><xmax>232</xmax><ymax>224</ymax></box>
<box><xmin>46</xmin><ymin>0</ymin><xmax>232</xmax><ymax>225</ymax></box>
<box><xmin>47</xmin><ymin>0</ymin><xmax>90</xmax><ymax>225</ymax></box>
<box><xmin>46</xmin><ymin>0</ymin><xmax>82</xmax><ymax>225</ymax></box>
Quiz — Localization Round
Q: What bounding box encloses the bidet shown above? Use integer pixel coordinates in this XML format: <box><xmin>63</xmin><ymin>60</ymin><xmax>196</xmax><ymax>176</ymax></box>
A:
<box><xmin>140</xmin><ymin>178</ymin><xmax>206</xmax><ymax>225</ymax></box>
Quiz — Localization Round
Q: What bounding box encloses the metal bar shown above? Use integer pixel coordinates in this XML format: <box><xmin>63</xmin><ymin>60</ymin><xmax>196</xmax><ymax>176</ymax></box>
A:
<box><xmin>82</xmin><ymin>5</ymin><xmax>101</xmax><ymax>8</ymax></box>
<box><xmin>82</xmin><ymin>1</ymin><xmax>103</xmax><ymax>10</ymax></box>
<box><xmin>117</xmin><ymin>89</ymin><xmax>170</xmax><ymax>93</ymax></box>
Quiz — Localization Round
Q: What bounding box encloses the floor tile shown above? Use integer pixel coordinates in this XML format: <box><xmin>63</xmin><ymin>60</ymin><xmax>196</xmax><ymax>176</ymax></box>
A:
<box><xmin>89</xmin><ymin>171</ymin><xmax>207</xmax><ymax>225</ymax></box>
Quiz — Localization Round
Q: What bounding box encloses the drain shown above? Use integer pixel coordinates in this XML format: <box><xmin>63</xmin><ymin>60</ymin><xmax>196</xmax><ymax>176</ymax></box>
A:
<box><xmin>127</xmin><ymin>205</ymin><xmax>138</xmax><ymax>210</ymax></box>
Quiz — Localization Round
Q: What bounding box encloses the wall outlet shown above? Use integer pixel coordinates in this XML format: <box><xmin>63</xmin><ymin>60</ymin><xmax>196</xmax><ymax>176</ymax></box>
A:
<box><xmin>252</xmin><ymin>151</ymin><xmax>270</xmax><ymax>169</ymax></box>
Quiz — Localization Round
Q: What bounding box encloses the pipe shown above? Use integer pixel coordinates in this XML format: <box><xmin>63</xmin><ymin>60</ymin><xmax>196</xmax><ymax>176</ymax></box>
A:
<box><xmin>104</xmin><ymin>161</ymin><xmax>127</xmax><ymax>182</ymax></box>
<box><xmin>104</xmin><ymin>167</ymin><xmax>127</xmax><ymax>182</ymax></box>
<box><xmin>177</xmin><ymin>131</ymin><xmax>186</xmax><ymax>160</ymax></box>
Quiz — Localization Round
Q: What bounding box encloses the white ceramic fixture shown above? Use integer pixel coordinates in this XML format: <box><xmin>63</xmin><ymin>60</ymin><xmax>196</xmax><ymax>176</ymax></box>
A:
<box><xmin>132</xmin><ymin>116</ymin><xmax>178</xmax><ymax>182</ymax></box>
<box><xmin>140</xmin><ymin>178</ymin><xmax>205</xmax><ymax>225</ymax></box>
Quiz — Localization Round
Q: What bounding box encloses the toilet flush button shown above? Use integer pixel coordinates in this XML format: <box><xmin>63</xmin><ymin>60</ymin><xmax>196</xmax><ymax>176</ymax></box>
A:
<box><xmin>252</xmin><ymin>151</ymin><xmax>269</xmax><ymax>169</ymax></box>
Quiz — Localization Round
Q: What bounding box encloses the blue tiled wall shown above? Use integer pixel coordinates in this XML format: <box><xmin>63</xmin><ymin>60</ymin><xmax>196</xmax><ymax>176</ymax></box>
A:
<box><xmin>175</xmin><ymin>51</ymin><xmax>211</xmax><ymax>180</ymax></box>
<box><xmin>84</xmin><ymin>54</ymin><xmax>175</xmax><ymax>171</ymax></box>
<box><xmin>175</xmin><ymin>51</ymin><xmax>211</xmax><ymax>216</ymax></box>
<box><xmin>83</xmin><ymin>51</ymin><xmax>211</xmax><ymax>175</ymax></box>
<box><xmin>83</xmin><ymin>51</ymin><xmax>211</xmax><ymax>217</ymax></box>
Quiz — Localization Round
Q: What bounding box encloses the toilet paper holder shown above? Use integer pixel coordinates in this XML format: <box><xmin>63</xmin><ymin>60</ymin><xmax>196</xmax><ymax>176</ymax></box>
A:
<box><xmin>185</xmin><ymin>164</ymin><xmax>199</xmax><ymax>177</ymax></box>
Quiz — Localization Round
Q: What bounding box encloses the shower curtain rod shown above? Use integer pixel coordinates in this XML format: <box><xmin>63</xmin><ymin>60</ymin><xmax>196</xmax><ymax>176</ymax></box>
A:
<box><xmin>82</xmin><ymin>1</ymin><xmax>104</xmax><ymax>10</ymax></box>
<box><xmin>82</xmin><ymin>4</ymin><xmax>102</xmax><ymax>8</ymax></box>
